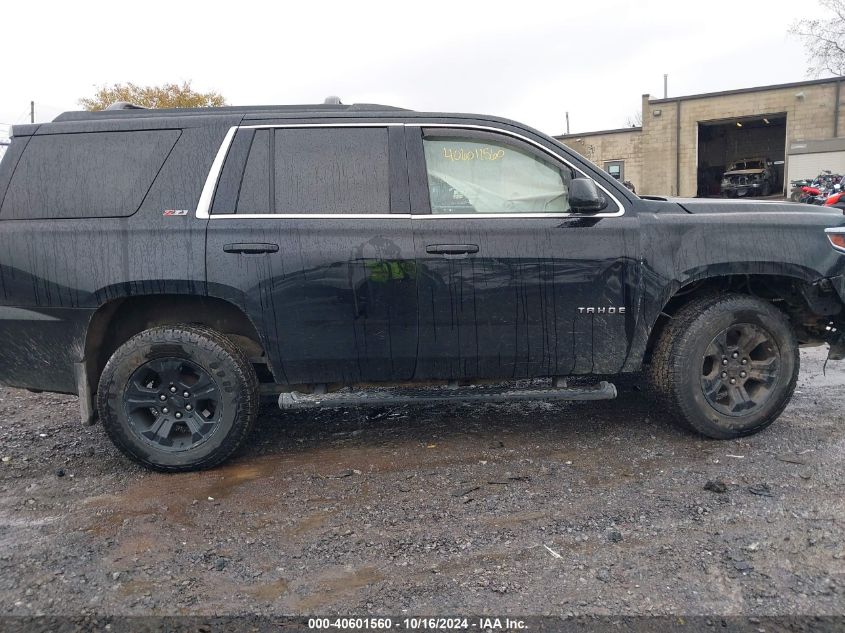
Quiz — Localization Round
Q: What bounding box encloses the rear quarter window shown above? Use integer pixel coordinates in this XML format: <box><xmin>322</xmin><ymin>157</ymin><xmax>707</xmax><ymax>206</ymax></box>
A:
<box><xmin>0</xmin><ymin>130</ymin><xmax>180</xmax><ymax>219</ymax></box>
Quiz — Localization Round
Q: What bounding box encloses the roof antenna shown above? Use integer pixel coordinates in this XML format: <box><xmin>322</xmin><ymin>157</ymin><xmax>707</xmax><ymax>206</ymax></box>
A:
<box><xmin>324</xmin><ymin>96</ymin><xmax>343</xmax><ymax>105</ymax></box>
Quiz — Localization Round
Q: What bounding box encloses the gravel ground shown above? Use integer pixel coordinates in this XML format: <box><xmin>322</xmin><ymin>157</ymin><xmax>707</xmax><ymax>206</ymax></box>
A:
<box><xmin>0</xmin><ymin>347</ymin><xmax>844</xmax><ymax>617</ymax></box>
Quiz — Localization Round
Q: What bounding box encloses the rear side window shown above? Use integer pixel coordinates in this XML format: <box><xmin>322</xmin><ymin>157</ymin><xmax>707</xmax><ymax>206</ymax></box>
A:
<box><xmin>0</xmin><ymin>130</ymin><xmax>180</xmax><ymax>220</ymax></box>
<box><xmin>238</xmin><ymin>130</ymin><xmax>271</xmax><ymax>213</ymax></box>
<box><xmin>274</xmin><ymin>128</ymin><xmax>389</xmax><ymax>214</ymax></box>
<box><xmin>211</xmin><ymin>126</ymin><xmax>390</xmax><ymax>214</ymax></box>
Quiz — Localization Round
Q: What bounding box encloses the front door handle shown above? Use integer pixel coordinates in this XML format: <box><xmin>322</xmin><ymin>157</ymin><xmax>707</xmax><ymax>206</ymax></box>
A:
<box><xmin>425</xmin><ymin>244</ymin><xmax>480</xmax><ymax>258</ymax></box>
<box><xmin>223</xmin><ymin>243</ymin><xmax>279</xmax><ymax>254</ymax></box>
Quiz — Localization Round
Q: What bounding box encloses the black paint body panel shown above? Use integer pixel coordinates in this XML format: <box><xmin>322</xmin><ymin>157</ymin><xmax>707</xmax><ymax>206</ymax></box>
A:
<box><xmin>0</xmin><ymin>106</ymin><xmax>843</xmax><ymax>395</ymax></box>
<box><xmin>0</xmin><ymin>114</ymin><xmax>242</xmax><ymax>391</ymax></box>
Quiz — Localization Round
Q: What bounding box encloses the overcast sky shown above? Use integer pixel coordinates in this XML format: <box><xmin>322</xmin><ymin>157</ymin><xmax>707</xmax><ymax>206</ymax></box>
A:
<box><xmin>0</xmin><ymin>0</ymin><xmax>824</xmax><ymax>140</ymax></box>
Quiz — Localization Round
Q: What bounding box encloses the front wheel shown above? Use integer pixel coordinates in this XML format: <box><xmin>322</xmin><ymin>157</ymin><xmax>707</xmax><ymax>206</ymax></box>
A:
<box><xmin>97</xmin><ymin>324</ymin><xmax>258</xmax><ymax>472</ymax></box>
<box><xmin>648</xmin><ymin>294</ymin><xmax>799</xmax><ymax>439</ymax></box>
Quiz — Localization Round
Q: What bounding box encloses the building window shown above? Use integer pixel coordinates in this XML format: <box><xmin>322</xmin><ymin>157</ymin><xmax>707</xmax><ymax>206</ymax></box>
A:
<box><xmin>604</xmin><ymin>160</ymin><xmax>624</xmax><ymax>181</ymax></box>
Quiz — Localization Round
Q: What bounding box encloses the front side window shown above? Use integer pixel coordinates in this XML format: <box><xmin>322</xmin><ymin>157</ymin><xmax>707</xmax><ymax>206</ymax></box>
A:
<box><xmin>423</xmin><ymin>134</ymin><xmax>573</xmax><ymax>214</ymax></box>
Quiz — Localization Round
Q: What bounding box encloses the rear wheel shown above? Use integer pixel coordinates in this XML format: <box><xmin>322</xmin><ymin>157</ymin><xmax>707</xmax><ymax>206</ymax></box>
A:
<box><xmin>648</xmin><ymin>294</ymin><xmax>799</xmax><ymax>438</ymax></box>
<box><xmin>97</xmin><ymin>325</ymin><xmax>258</xmax><ymax>472</ymax></box>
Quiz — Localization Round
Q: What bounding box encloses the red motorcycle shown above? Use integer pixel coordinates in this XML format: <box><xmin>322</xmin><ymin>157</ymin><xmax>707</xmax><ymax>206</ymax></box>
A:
<box><xmin>824</xmin><ymin>190</ymin><xmax>845</xmax><ymax>211</ymax></box>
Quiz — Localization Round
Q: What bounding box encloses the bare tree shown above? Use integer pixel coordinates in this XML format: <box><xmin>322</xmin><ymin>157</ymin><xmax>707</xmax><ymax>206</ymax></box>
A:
<box><xmin>625</xmin><ymin>111</ymin><xmax>642</xmax><ymax>127</ymax></box>
<box><xmin>791</xmin><ymin>0</ymin><xmax>845</xmax><ymax>76</ymax></box>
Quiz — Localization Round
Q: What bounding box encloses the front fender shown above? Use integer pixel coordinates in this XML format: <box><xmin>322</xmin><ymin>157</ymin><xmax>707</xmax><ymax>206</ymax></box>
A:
<box><xmin>622</xmin><ymin>262</ymin><xmax>839</xmax><ymax>373</ymax></box>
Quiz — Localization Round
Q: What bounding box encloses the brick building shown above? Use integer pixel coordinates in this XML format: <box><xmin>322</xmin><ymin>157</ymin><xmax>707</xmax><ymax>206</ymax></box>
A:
<box><xmin>555</xmin><ymin>78</ymin><xmax>845</xmax><ymax>197</ymax></box>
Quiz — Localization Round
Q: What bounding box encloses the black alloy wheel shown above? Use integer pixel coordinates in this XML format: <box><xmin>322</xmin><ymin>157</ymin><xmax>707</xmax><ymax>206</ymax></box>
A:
<box><xmin>124</xmin><ymin>357</ymin><xmax>222</xmax><ymax>452</ymax></box>
<box><xmin>648</xmin><ymin>293</ymin><xmax>799</xmax><ymax>439</ymax></box>
<box><xmin>98</xmin><ymin>324</ymin><xmax>258</xmax><ymax>471</ymax></box>
<box><xmin>700</xmin><ymin>323</ymin><xmax>780</xmax><ymax>417</ymax></box>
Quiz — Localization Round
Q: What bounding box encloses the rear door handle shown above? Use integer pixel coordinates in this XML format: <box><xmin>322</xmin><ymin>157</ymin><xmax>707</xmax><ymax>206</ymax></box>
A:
<box><xmin>223</xmin><ymin>243</ymin><xmax>279</xmax><ymax>254</ymax></box>
<box><xmin>425</xmin><ymin>244</ymin><xmax>480</xmax><ymax>257</ymax></box>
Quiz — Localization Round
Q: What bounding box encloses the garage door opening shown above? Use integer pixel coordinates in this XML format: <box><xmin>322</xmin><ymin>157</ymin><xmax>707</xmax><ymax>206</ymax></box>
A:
<box><xmin>696</xmin><ymin>114</ymin><xmax>786</xmax><ymax>197</ymax></box>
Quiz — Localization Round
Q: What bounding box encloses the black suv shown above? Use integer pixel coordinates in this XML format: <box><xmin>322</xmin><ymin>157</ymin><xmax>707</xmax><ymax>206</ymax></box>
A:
<box><xmin>1</xmin><ymin>102</ymin><xmax>844</xmax><ymax>471</ymax></box>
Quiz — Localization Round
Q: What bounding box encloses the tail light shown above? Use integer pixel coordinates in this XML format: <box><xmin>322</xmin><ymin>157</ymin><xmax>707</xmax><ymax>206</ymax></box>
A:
<box><xmin>827</xmin><ymin>228</ymin><xmax>845</xmax><ymax>252</ymax></box>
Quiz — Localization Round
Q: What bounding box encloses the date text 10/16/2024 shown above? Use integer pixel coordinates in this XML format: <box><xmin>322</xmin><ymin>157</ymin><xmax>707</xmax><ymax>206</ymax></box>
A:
<box><xmin>307</xmin><ymin>617</ymin><xmax>528</xmax><ymax>630</ymax></box>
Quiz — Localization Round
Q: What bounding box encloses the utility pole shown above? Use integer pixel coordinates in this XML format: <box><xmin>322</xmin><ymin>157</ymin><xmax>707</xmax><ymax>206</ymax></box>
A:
<box><xmin>663</xmin><ymin>74</ymin><xmax>668</xmax><ymax>99</ymax></box>
<box><xmin>565</xmin><ymin>111</ymin><xmax>570</xmax><ymax>135</ymax></box>
<box><xmin>30</xmin><ymin>101</ymin><xmax>34</xmax><ymax>124</ymax></box>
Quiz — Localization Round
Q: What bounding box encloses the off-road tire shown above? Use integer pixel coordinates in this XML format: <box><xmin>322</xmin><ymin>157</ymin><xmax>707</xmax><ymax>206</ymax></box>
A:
<box><xmin>648</xmin><ymin>293</ymin><xmax>799</xmax><ymax>439</ymax></box>
<box><xmin>97</xmin><ymin>324</ymin><xmax>258</xmax><ymax>472</ymax></box>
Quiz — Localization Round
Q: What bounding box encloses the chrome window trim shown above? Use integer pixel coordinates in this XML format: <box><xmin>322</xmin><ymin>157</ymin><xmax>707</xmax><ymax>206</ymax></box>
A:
<box><xmin>238</xmin><ymin>122</ymin><xmax>404</xmax><ymax>130</ymax></box>
<box><xmin>212</xmin><ymin>213</ymin><xmax>401</xmax><ymax>220</ymax></box>
<box><xmin>196</xmin><ymin>126</ymin><xmax>237</xmax><ymax>220</ymax></box>
<box><xmin>208</xmin><ymin>212</ymin><xmax>580</xmax><ymax>220</ymax></box>
<box><xmin>417</xmin><ymin>123</ymin><xmax>624</xmax><ymax>218</ymax></box>
<box><xmin>410</xmin><ymin>213</ymin><xmax>577</xmax><ymax>220</ymax></box>
<box><xmin>196</xmin><ymin>123</ymin><xmax>626</xmax><ymax>220</ymax></box>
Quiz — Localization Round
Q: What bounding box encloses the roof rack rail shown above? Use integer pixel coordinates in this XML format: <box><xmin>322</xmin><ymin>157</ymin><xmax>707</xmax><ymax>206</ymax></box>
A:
<box><xmin>51</xmin><ymin>102</ymin><xmax>413</xmax><ymax>122</ymax></box>
<box><xmin>104</xmin><ymin>101</ymin><xmax>147</xmax><ymax>111</ymax></box>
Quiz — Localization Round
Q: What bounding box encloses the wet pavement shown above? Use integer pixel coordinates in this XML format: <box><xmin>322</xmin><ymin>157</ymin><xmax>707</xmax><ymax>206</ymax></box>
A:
<box><xmin>0</xmin><ymin>347</ymin><xmax>844</xmax><ymax>616</ymax></box>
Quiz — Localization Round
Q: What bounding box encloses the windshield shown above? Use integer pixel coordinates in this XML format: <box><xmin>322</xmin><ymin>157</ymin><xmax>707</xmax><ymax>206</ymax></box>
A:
<box><xmin>730</xmin><ymin>160</ymin><xmax>764</xmax><ymax>170</ymax></box>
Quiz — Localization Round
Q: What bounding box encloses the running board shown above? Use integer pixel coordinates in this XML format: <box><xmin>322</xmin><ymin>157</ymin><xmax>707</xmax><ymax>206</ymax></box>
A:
<box><xmin>278</xmin><ymin>381</ymin><xmax>616</xmax><ymax>410</ymax></box>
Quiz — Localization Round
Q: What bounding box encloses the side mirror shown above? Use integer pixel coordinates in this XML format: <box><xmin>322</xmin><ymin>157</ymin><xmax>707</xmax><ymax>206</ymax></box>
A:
<box><xmin>569</xmin><ymin>178</ymin><xmax>608</xmax><ymax>213</ymax></box>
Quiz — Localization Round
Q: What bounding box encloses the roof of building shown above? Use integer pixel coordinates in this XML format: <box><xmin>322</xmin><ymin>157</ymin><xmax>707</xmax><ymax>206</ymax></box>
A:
<box><xmin>556</xmin><ymin>77</ymin><xmax>843</xmax><ymax>140</ymax></box>
<box><xmin>555</xmin><ymin>126</ymin><xmax>642</xmax><ymax>140</ymax></box>
<box><xmin>647</xmin><ymin>76</ymin><xmax>842</xmax><ymax>105</ymax></box>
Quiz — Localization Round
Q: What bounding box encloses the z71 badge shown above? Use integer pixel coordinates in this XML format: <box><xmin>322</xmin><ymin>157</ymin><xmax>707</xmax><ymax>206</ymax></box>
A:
<box><xmin>163</xmin><ymin>209</ymin><xmax>189</xmax><ymax>216</ymax></box>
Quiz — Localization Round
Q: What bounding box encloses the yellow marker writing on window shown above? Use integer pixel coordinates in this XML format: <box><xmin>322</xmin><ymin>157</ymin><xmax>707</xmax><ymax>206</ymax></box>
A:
<box><xmin>442</xmin><ymin>147</ymin><xmax>505</xmax><ymax>161</ymax></box>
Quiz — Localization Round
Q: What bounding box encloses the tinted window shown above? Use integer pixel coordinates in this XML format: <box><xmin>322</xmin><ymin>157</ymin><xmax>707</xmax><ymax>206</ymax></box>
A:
<box><xmin>1</xmin><ymin>130</ymin><xmax>180</xmax><ymax>219</ymax></box>
<box><xmin>423</xmin><ymin>134</ymin><xmax>573</xmax><ymax>214</ymax></box>
<box><xmin>274</xmin><ymin>128</ymin><xmax>389</xmax><ymax>214</ymax></box>
<box><xmin>238</xmin><ymin>130</ymin><xmax>271</xmax><ymax>213</ymax></box>
<box><xmin>210</xmin><ymin>129</ymin><xmax>258</xmax><ymax>214</ymax></box>
<box><xmin>211</xmin><ymin>127</ymin><xmax>391</xmax><ymax>215</ymax></box>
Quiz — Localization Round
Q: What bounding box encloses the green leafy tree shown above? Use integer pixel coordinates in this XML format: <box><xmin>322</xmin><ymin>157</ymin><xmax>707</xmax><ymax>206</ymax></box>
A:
<box><xmin>80</xmin><ymin>81</ymin><xmax>226</xmax><ymax>111</ymax></box>
<box><xmin>791</xmin><ymin>0</ymin><xmax>845</xmax><ymax>76</ymax></box>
